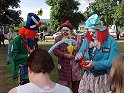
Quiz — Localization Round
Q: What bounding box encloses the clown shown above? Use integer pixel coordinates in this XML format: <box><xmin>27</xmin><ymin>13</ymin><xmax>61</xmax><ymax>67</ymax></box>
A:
<box><xmin>75</xmin><ymin>14</ymin><xmax>119</xmax><ymax>93</ymax></box>
<box><xmin>11</xmin><ymin>13</ymin><xmax>42</xmax><ymax>85</ymax></box>
<box><xmin>53</xmin><ymin>20</ymin><xmax>83</xmax><ymax>93</ymax></box>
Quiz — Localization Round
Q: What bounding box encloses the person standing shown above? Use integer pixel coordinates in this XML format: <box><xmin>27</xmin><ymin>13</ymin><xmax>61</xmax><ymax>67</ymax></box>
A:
<box><xmin>53</xmin><ymin>20</ymin><xmax>83</xmax><ymax>93</ymax></box>
<box><xmin>42</xmin><ymin>30</ymin><xmax>46</xmax><ymax>41</ymax></box>
<box><xmin>6</xmin><ymin>25</ymin><xmax>17</xmax><ymax>65</ymax></box>
<box><xmin>10</xmin><ymin>13</ymin><xmax>42</xmax><ymax>85</ymax></box>
<box><xmin>0</xmin><ymin>29</ymin><xmax>5</xmax><ymax>47</ymax></box>
<box><xmin>75</xmin><ymin>14</ymin><xmax>119</xmax><ymax>93</ymax></box>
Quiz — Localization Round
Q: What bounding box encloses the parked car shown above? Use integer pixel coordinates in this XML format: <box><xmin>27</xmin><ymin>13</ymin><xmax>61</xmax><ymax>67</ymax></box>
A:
<box><xmin>53</xmin><ymin>32</ymin><xmax>61</xmax><ymax>39</ymax></box>
<box><xmin>109</xmin><ymin>31</ymin><xmax>117</xmax><ymax>37</ymax></box>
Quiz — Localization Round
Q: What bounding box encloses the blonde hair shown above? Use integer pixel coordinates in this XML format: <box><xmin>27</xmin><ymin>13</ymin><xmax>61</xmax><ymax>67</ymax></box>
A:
<box><xmin>110</xmin><ymin>55</ymin><xmax>124</xmax><ymax>93</ymax></box>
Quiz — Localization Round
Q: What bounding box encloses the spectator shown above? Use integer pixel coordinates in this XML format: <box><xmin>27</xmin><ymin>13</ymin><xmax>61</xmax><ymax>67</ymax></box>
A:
<box><xmin>108</xmin><ymin>55</ymin><xmax>124</xmax><ymax>93</ymax></box>
<box><xmin>6</xmin><ymin>25</ymin><xmax>17</xmax><ymax>65</ymax></box>
<box><xmin>53</xmin><ymin>20</ymin><xmax>83</xmax><ymax>93</ymax></box>
<box><xmin>8</xmin><ymin>48</ymin><xmax>72</xmax><ymax>93</ymax></box>
<box><xmin>0</xmin><ymin>29</ymin><xmax>5</xmax><ymax>47</ymax></box>
<box><xmin>75</xmin><ymin>14</ymin><xmax>119</xmax><ymax>93</ymax></box>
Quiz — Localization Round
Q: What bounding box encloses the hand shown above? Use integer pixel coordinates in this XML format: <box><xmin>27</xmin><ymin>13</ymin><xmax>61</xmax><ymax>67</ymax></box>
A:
<box><xmin>30</xmin><ymin>49</ymin><xmax>34</xmax><ymax>53</ymax></box>
<box><xmin>74</xmin><ymin>45</ymin><xmax>79</xmax><ymax>50</ymax></box>
<box><xmin>85</xmin><ymin>61</ymin><xmax>94</xmax><ymax>69</ymax></box>
<box><xmin>64</xmin><ymin>53</ymin><xmax>74</xmax><ymax>60</ymax></box>
<box><xmin>75</xmin><ymin>53</ymin><xmax>83</xmax><ymax>60</ymax></box>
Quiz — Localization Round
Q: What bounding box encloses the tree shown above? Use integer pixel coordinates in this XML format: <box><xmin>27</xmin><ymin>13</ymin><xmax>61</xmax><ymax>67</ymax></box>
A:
<box><xmin>86</xmin><ymin>0</ymin><xmax>124</xmax><ymax>27</ymax></box>
<box><xmin>0</xmin><ymin>0</ymin><xmax>22</xmax><ymax>25</ymax></box>
<box><xmin>40</xmin><ymin>25</ymin><xmax>48</xmax><ymax>32</ymax></box>
<box><xmin>46</xmin><ymin>0</ymin><xmax>85</xmax><ymax>30</ymax></box>
<box><xmin>112</xmin><ymin>1</ymin><xmax>124</xmax><ymax>27</ymax></box>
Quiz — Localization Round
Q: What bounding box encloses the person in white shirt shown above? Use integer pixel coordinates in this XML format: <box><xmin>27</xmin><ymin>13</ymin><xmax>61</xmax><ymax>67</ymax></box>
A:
<box><xmin>6</xmin><ymin>26</ymin><xmax>17</xmax><ymax>65</ymax></box>
<box><xmin>8</xmin><ymin>48</ymin><xmax>72</xmax><ymax>93</ymax></box>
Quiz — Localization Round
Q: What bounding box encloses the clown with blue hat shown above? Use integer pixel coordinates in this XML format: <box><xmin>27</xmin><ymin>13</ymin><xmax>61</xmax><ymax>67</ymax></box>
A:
<box><xmin>75</xmin><ymin>14</ymin><xmax>119</xmax><ymax>93</ymax></box>
<box><xmin>10</xmin><ymin>13</ymin><xmax>42</xmax><ymax>85</ymax></box>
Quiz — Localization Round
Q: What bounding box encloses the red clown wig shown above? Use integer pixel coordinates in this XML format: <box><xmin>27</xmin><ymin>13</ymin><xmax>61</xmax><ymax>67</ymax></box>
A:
<box><xmin>85</xmin><ymin>28</ymin><xmax>109</xmax><ymax>45</ymax></box>
<box><xmin>18</xmin><ymin>27</ymin><xmax>37</xmax><ymax>40</ymax></box>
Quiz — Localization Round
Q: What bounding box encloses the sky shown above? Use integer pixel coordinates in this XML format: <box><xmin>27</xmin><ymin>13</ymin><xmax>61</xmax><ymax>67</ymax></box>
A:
<box><xmin>16</xmin><ymin>0</ymin><xmax>90</xmax><ymax>20</ymax></box>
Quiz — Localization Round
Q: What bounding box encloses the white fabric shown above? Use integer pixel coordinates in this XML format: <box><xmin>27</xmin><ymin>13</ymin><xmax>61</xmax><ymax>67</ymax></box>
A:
<box><xmin>16</xmin><ymin>82</ymin><xmax>71</xmax><ymax>93</ymax></box>
<box><xmin>7</xmin><ymin>32</ymin><xmax>17</xmax><ymax>42</ymax></box>
<box><xmin>62</xmin><ymin>27</ymin><xmax>70</xmax><ymax>31</ymax></box>
<box><xmin>31</xmin><ymin>16</ymin><xmax>39</xmax><ymax>24</ymax></box>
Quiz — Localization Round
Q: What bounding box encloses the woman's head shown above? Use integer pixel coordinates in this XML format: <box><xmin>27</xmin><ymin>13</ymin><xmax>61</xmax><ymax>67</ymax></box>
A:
<box><xmin>26</xmin><ymin>48</ymin><xmax>54</xmax><ymax>74</ymax></box>
<box><xmin>110</xmin><ymin>55</ymin><xmax>124</xmax><ymax>93</ymax></box>
<box><xmin>9</xmin><ymin>26</ymin><xmax>14</xmax><ymax>32</ymax></box>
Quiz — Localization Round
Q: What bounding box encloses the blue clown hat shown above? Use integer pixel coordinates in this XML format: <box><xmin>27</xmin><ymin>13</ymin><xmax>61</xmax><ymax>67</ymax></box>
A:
<box><xmin>25</xmin><ymin>13</ymin><xmax>42</xmax><ymax>31</ymax></box>
<box><xmin>85</xmin><ymin>14</ymin><xmax>106</xmax><ymax>31</ymax></box>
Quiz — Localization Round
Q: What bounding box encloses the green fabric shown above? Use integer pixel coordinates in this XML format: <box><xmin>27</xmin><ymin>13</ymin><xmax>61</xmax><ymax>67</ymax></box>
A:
<box><xmin>10</xmin><ymin>35</ymin><xmax>28</xmax><ymax>79</ymax></box>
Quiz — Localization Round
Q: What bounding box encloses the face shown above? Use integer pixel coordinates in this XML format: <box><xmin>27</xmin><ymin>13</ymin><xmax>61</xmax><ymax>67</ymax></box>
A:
<box><xmin>9</xmin><ymin>28</ymin><xmax>14</xmax><ymax>32</ymax></box>
<box><xmin>88</xmin><ymin>28</ymin><xmax>97</xmax><ymax>39</ymax></box>
<box><xmin>62</xmin><ymin>27</ymin><xmax>71</xmax><ymax>37</ymax></box>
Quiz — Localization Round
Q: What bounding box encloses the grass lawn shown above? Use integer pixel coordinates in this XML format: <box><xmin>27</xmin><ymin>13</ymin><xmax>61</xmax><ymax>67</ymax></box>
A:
<box><xmin>0</xmin><ymin>39</ymin><xmax>124</xmax><ymax>93</ymax></box>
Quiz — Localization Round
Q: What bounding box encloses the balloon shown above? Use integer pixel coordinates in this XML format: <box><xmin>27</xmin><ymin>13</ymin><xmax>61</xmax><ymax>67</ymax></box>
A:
<box><xmin>67</xmin><ymin>45</ymin><xmax>74</xmax><ymax>54</ymax></box>
<box><xmin>48</xmin><ymin>39</ymin><xmax>78</xmax><ymax>53</ymax></box>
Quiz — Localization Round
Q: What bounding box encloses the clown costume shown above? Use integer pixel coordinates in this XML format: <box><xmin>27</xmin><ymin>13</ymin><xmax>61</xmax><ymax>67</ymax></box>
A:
<box><xmin>11</xmin><ymin>13</ymin><xmax>42</xmax><ymax>85</ymax></box>
<box><xmin>53</xmin><ymin>20</ymin><xmax>83</xmax><ymax>93</ymax></box>
<box><xmin>75</xmin><ymin>14</ymin><xmax>119</xmax><ymax>93</ymax></box>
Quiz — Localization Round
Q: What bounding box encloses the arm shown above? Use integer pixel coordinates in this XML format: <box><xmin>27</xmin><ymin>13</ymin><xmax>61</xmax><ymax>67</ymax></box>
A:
<box><xmin>11</xmin><ymin>36</ymin><xmax>28</xmax><ymax>63</ymax></box>
<box><xmin>94</xmin><ymin>39</ymin><xmax>119</xmax><ymax>70</ymax></box>
<box><xmin>11</xmin><ymin>36</ymin><xmax>28</xmax><ymax>78</ymax></box>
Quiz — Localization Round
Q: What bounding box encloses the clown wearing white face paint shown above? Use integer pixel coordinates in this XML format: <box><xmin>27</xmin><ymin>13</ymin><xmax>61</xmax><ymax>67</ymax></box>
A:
<box><xmin>75</xmin><ymin>14</ymin><xmax>119</xmax><ymax>93</ymax></box>
<box><xmin>53</xmin><ymin>20</ymin><xmax>83</xmax><ymax>93</ymax></box>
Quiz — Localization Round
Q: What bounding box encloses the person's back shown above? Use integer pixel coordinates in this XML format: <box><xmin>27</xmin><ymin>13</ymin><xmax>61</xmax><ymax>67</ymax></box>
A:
<box><xmin>15</xmin><ymin>82</ymin><xmax>71</xmax><ymax>93</ymax></box>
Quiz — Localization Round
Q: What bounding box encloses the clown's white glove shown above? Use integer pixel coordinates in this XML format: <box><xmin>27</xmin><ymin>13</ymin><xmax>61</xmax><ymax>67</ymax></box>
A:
<box><xmin>75</xmin><ymin>53</ymin><xmax>83</xmax><ymax>60</ymax></box>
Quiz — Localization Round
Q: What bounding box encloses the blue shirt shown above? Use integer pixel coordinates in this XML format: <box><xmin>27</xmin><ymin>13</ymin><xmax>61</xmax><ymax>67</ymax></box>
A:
<box><xmin>77</xmin><ymin>35</ymin><xmax>119</xmax><ymax>74</ymax></box>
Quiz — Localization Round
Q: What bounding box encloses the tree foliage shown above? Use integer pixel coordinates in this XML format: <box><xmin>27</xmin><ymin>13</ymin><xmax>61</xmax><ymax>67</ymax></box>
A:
<box><xmin>46</xmin><ymin>0</ymin><xmax>85</xmax><ymax>30</ymax></box>
<box><xmin>40</xmin><ymin>25</ymin><xmax>48</xmax><ymax>32</ymax></box>
<box><xmin>83</xmin><ymin>0</ymin><xmax>124</xmax><ymax>27</ymax></box>
<box><xmin>0</xmin><ymin>0</ymin><xmax>22</xmax><ymax>25</ymax></box>
<box><xmin>112</xmin><ymin>2</ymin><xmax>124</xmax><ymax>27</ymax></box>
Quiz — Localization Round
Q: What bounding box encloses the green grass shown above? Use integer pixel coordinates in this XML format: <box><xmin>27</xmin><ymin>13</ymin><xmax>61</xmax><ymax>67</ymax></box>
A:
<box><xmin>0</xmin><ymin>39</ymin><xmax>124</xmax><ymax>93</ymax></box>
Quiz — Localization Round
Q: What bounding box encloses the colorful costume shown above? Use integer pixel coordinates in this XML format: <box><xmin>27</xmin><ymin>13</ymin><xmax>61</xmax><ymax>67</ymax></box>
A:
<box><xmin>76</xmin><ymin>14</ymin><xmax>119</xmax><ymax>93</ymax></box>
<box><xmin>53</xmin><ymin>20</ymin><xmax>83</xmax><ymax>93</ymax></box>
<box><xmin>11</xmin><ymin>13</ymin><xmax>41</xmax><ymax>85</ymax></box>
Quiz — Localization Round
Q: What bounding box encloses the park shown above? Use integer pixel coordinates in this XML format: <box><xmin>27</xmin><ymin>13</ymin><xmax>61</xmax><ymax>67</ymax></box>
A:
<box><xmin>0</xmin><ymin>36</ymin><xmax>124</xmax><ymax>93</ymax></box>
<box><xmin>0</xmin><ymin>0</ymin><xmax>124</xmax><ymax>93</ymax></box>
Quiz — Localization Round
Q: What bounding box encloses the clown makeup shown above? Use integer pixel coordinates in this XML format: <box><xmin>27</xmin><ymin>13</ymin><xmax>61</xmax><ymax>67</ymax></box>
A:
<box><xmin>62</xmin><ymin>27</ymin><xmax>71</xmax><ymax>37</ymax></box>
<box><xmin>88</xmin><ymin>28</ymin><xmax>97</xmax><ymax>39</ymax></box>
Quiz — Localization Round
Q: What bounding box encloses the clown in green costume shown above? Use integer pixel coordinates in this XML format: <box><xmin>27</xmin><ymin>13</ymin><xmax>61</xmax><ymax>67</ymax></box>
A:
<box><xmin>11</xmin><ymin>13</ymin><xmax>42</xmax><ymax>85</ymax></box>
